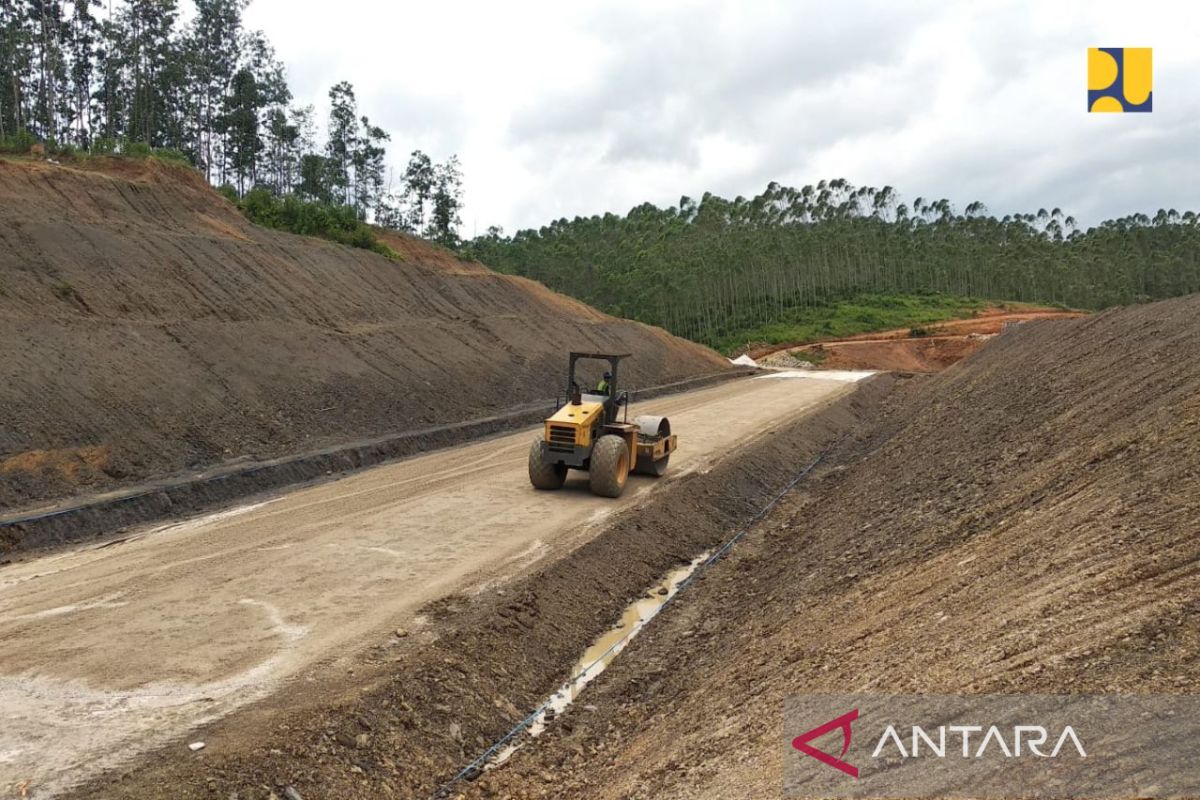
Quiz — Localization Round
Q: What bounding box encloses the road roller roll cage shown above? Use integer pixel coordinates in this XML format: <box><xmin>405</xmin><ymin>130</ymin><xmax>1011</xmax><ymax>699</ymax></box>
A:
<box><xmin>566</xmin><ymin>351</ymin><xmax>630</xmax><ymax>424</ymax></box>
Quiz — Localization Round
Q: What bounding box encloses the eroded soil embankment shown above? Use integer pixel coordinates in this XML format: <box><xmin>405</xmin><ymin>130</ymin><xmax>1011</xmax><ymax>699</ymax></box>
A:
<box><xmin>64</xmin><ymin>375</ymin><xmax>896</xmax><ymax>800</ymax></box>
<box><xmin>469</xmin><ymin>296</ymin><xmax>1200</xmax><ymax>800</ymax></box>
<box><xmin>0</xmin><ymin>158</ymin><xmax>727</xmax><ymax>513</ymax></box>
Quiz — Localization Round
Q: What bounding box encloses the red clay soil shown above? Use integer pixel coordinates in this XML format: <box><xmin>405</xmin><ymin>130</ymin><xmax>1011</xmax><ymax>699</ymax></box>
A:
<box><xmin>829</xmin><ymin>308</ymin><xmax>1086</xmax><ymax>342</ymax></box>
<box><xmin>790</xmin><ymin>335</ymin><xmax>985</xmax><ymax>372</ymax></box>
<box><xmin>467</xmin><ymin>296</ymin><xmax>1200</xmax><ymax>799</ymax></box>
<box><xmin>0</xmin><ymin>158</ymin><xmax>729</xmax><ymax>511</ymax></box>
<box><xmin>757</xmin><ymin>308</ymin><xmax>1087</xmax><ymax>372</ymax></box>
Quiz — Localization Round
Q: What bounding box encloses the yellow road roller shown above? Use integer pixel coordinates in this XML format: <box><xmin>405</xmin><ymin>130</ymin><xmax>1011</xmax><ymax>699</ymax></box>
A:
<box><xmin>528</xmin><ymin>352</ymin><xmax>677</xmax><ymax>497</ymax></box>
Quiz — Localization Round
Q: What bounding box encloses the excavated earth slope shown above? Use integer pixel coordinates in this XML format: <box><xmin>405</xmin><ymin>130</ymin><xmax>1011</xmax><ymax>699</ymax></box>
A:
<box><xmin>468</xmin><ymin>295</ymin><xmax>1200</xmax><ymax>798</ymax></box>
<box><xmin>0</xmin><ymin>159</ymin><xmax>727</xmax><ymax>511</ymax></box>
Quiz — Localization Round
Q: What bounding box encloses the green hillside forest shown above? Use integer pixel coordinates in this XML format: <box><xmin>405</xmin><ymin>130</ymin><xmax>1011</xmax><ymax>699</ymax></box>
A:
<box><xmin>463</xmin><ymin>179</ymin><xmax>1200</xmax><ymax>352</ymax></box>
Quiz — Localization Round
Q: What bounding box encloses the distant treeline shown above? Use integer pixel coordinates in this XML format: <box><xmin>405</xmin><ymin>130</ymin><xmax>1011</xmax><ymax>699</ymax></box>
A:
<box><xmin>0</xmin><ymin>0</ymin><xmax>463</xmax><ymax>244</ymax></box>
<box><xmin>463</xmin><ymin>179</ymin><xmax>1200</xmax><ymax>349</ymax></box>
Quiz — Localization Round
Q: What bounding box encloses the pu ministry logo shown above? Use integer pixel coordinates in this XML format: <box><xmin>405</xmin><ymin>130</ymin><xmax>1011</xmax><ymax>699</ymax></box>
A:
<box><xmin>1088</xmin><ymin>47</ymin><xmax>1152</xmax><ymax>112</ymax></box>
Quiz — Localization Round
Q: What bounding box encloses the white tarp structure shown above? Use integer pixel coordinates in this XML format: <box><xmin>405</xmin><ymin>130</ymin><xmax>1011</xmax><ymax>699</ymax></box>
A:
<box><xmin>728</xmin><ymin>354</ymin><xmax>758</xmax><ymax>367</ymax></box>
<box><xmin>755</xmin><ymin>369</ymin><xmax>876</xmax><ymax>383</ymax></box>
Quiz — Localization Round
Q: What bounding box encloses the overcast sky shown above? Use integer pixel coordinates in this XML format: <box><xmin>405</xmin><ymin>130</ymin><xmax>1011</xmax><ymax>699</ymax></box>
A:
<box><xmin>243</xmin><ymin>0</ymin><xmax>1199</xmax><ymax>234</ymax></box>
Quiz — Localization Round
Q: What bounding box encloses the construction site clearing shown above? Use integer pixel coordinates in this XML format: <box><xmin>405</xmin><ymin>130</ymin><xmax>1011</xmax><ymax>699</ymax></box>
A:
<box><xmin>0</xmin><ymin>158</ymin><xmax>1196</xmax><ymax>800</ymax></box>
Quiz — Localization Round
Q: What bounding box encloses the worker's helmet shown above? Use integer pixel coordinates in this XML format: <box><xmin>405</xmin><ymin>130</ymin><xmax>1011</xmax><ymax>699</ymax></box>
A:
<box><xmin>603</xmin><ymin>371</ymin><xmax>613</xmax><ymax>379</ymax></box>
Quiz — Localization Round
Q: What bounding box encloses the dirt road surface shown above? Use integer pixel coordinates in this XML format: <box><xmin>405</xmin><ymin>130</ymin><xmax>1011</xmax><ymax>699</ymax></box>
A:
<box><xmin>0</xmin><ymin>373</ymin><xmax>863</xmax><ymax>798</ymax></box>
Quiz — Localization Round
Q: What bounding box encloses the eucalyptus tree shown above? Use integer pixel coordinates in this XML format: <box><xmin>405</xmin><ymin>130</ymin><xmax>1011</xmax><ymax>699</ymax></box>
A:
<box><xmin>351</xmin><ymin>115</ymin><xmax>388</xmax><ymax>218</ymax></box>
<box><xmin>324</xmin><ymin>80</ymin><xmax>357</xmax><ymax>205</ymax></box>
<box><xmin>187</xmin><ymin>0</ymin><xmax>244</xmax><ymax>178</ymax></box>
<box><xmin>401</xmin><ymin>149</ymin><xmax>435</xmax><ymax>231</ymax></box>
<box><xmin>66</xmin><ymin>0</ymin><xmax>100</xmax><ymax>145</ymax></box>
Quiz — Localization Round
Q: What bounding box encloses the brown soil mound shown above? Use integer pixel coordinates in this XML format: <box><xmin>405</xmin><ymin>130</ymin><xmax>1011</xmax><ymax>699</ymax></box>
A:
<box><xmin>0</xmin><ymin>158</ymin><xmax>728</xmax><ymax>511</ymax></box>
<box><xmin>779</xmin><ymin>335</ymin><xmax>987</xmax><ymax>372</ymax></box>
<box><xmin>467</xmin><ymin>296</ymin><xmax>1200</xmax><ymax>798</ymax></box>
<box><xmin>758</xmin><ymin>309</ymin><xmax>1086</xmax><ymax>373</ymax></box>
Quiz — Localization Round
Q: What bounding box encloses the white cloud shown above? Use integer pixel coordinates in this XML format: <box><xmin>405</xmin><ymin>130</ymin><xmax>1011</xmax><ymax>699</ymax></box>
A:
<box><xmin>243</xmin><ymin>0</ymin><xmax>1200</xmax><ymax>233</ymax></box>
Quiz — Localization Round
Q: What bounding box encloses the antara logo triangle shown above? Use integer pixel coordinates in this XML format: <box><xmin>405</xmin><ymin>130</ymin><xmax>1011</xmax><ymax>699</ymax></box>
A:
<box><xmin>791</xmin><ymin>709</ymin><xmax>860</xmax><ymax>778</ymax></box>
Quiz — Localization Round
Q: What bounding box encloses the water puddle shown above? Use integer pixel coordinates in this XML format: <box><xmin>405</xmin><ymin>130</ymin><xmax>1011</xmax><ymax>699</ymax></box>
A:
<box><xmin>488</xmin><ymin>550</ymin><xmax>709</xmax><ymax>768</ymax></box>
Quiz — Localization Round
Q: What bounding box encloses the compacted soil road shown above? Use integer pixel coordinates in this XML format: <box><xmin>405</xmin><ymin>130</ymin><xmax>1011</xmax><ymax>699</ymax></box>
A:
<box><xmin>0</xmin><ymin>373</ymin><xmax>863</xmax><ymax>797</ymax></box>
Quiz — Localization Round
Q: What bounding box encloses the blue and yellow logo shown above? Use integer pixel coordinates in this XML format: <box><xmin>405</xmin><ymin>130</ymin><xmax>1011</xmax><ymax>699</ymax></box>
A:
<box><xmin>1088</xmin><ymin>47</ymin><xmax>1152</xmax><ymax>112</ymax></box>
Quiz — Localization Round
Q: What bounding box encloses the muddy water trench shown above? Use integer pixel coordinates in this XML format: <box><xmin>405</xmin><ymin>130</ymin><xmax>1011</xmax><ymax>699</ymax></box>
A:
<box><xmin>487</xmin><ymin>550</ymin><xmax>711</xmax><ymax>769</ymax></box>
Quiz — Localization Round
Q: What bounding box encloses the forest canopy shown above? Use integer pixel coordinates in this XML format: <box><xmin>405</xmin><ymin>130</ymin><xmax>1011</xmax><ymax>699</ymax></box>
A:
<box><xmin>463</xmin><ymin>179</ymin><xmax>1200</xmax><ymax>351</ymax></box>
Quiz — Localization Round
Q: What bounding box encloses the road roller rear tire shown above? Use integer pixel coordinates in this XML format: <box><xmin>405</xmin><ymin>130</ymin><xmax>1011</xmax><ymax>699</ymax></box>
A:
<box><xmin>589</xmin><ymin>435</ymin><xmax>630</xmax><ymax>498</ymax></box>
<box><xmin>528</xmin><ymin>439</ymin><xmax>568</xmax><ymax>489</ymax></box>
